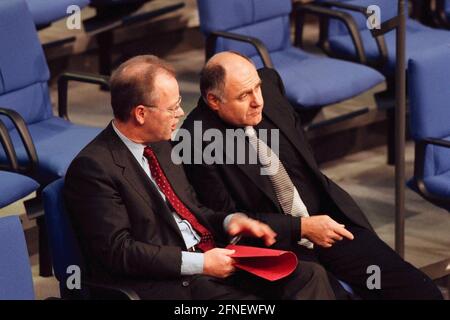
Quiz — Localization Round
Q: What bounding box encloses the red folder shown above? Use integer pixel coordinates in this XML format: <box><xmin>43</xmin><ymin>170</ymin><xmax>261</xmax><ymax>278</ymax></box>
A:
<box><xmin>225</xmin><ymin>244</ymin><xmax>298</xmax><ymax>281</ymax></box>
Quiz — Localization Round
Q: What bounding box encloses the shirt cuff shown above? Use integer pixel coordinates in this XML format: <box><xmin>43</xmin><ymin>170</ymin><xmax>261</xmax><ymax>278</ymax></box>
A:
<box><xmin>180</xmin><ymin>252</ymin><xmax>204</xmax><ymax>275</ymax></box>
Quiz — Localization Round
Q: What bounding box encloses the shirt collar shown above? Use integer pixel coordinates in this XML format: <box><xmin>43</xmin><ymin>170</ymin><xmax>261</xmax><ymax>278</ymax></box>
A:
<box><xmin>112</xmin><ymin>120</ymin><xmax>146</xmax><ymax>162</ymax></box>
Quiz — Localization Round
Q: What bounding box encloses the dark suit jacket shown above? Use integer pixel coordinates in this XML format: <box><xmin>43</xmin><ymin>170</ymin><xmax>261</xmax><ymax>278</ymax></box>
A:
<box><xmin>64</xmin><ymin>122</ymin><xmax>299</xmax><ymax>296</ymax></box>
<box><xmin>64</xmin><ymin>124</ymin><xmax>234</xmax><ymax>289</ymax></box>
<box><xmin>180</xmin><ymin>68</ymin><xmax>374</xmax><ymax>235</ymax></box>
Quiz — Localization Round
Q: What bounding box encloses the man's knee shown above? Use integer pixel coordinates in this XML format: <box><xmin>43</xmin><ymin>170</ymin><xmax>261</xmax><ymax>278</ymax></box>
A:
<box><xmin>302</xmin><ymin>261</ymin><xmax>328</xmax><ymax>282</ymax></box>
<box><xmin>288</xmin><ymin>261</ymin><xmax>335</xmax><ymax>300</ymax></box>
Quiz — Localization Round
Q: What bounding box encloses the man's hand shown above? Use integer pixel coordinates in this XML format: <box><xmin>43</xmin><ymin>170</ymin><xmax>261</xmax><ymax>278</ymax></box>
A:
<box><xmin>203</xmin><ymin>248</ymin><xmax>236</xmax><ymax>278</ymax></box>
<box><xmin>227</xmin><ymin>214</ymin><xmax>277</xmax><ymax>246</ymax></box>
<box><xmin>301</xmin><ymin>215</ymin><xmax>354</xmax><ymax>248</ymax></box>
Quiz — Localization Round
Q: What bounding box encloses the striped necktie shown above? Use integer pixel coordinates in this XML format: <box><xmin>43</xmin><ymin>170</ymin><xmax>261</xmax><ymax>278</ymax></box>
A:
<box><xmin>245</xmin><ymin>126</ymin><xmax>314</xmax><ymax>249</ymax></box>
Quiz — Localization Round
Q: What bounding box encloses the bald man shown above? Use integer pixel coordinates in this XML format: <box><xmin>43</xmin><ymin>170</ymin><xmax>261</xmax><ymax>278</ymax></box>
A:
<box><xmin>180</xmin><ymin>51</ymin><xmax>442</xmax><ymax>300</ymax></box>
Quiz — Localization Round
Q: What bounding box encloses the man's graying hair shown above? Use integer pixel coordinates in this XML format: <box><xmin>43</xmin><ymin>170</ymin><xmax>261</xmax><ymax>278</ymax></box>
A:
<box><xmin>110</xmin><ymin>55</ymin><xmax>175</xmax><ymax>121</ymax></box>
<box><xmin>200</xmin><ymin>51</ymin><xmax>254</xmax><ymax>102</ymax></box>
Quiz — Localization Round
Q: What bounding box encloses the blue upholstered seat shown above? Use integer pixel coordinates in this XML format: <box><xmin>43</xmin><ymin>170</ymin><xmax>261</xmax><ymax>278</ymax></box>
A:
<box><xmin>424</xmin><ymin>171</ymin><xmax>450</xmax><ymax>198</ymax></box>
<box><xmin>25</xmin><ymin>0</ymin><xmax>90</xmax><ymax>27</ymax></box>
<box><xmin>320</xmin><ymin>0</ymin><xmax>450</xmax><ymax>74</ymax></box>
<box><xmin>408</xmin><ymin>45</ymin><xmax>450</xmax><ymax>208</ymax></box>
<box><xmin>0</xmin><ymin>171</ymin><xmax>39</xmax><ymax>208</ymax></box>
<box><xmin>1</xmin><ymin>118</ymin><xmax>101</xmax><ymax>183</ymax></box>
<box><xmin>43</xmin><ymin>178</ymin><xmax>85</xmax><ymax>297</ymax></box>
<box><xmin>43</xmin><ymin>178</ymin><xmax>139</xmax><ymax>299</ymax></box>
<box><xmin>0</xmin><ymin>0</ymin><xmax>101</xmax><ymax>184</ymax></box>
<box><xmin>197</xmin><ymin>0</ymin><xmax>385</xmax><ymax>110</ymax></box>
<box><xmin>252</xmin><ymin>47</ymin><xmax>384</xmax><ymax>108</ymax></box>
<box><xmin>0</xmin><ymin>215</ymin><xmax>35</xmax><ymax>300</ymax></box>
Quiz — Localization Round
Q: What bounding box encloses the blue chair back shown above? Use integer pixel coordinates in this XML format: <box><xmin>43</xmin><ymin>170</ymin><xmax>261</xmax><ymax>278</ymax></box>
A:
<box><xmin>318</xmin><ymin>0</ymin><xmax>407</xmax><ymax>37</ymax></box>
<box><xmin>42</xmin><ymin>178</ymin><xmax>85</xmax><ymax>295</ymax></box>
<box><xmin>0</xmin><ymin>215</ymin><xmax>35</xmax><ymax>300</ymax></box>
<box><xmin>197</xmin><ymin>0</ymin><xmax>292</xmax><ymax>58</ymax></box>
<box><xmin>0</xmin><ymin>0</ymin><xmax>52</xmax><ymax>131</ymax></box>
<box><xmin>408</xmin><ymin>45</ymin><xmax>450</xmax><ymax>178</ymax></box>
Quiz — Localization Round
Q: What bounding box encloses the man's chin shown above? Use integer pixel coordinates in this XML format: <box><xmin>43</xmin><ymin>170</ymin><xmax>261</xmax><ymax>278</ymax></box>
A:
<box><xmin>248</xmin><ymin>114</ymin><xmax>262</xmax><ymax>126</ymax></box>
<box><xmin>169</xmin><ymin>130</ymin><xmax>178</xmax><ymax>141</ymax></box>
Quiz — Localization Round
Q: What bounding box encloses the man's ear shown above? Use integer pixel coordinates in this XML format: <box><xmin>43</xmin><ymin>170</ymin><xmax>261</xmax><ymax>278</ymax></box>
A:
<box><xmin>133</xmin><ymin>105</ymin><xmax>146</xmax><ymax>125</ymax></box>
<box><xmin>206</xmin><ymin>92</ymin><xmax>221</xmax><ymax>111</ymax></box>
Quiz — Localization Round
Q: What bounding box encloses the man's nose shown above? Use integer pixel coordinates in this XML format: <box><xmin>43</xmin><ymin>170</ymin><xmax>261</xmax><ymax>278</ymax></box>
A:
<box><xmin>176</xmin><ymin>106</ymin><xmax>185</xmax><ymax>117</ymax></box>
<box><xmin>251</xmin><ymin>92</ymin><xmax>263</xmax><ymax>107</ymax></box>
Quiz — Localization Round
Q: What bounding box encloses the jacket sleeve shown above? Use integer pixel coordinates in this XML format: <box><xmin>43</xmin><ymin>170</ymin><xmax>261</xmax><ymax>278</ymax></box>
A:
<box><xmin>184</xmin><ymin>160</ymin><xmax>302</xmax><ymax>249</ymax></box>
<box><xmin>64</xmin><ymin>156</ymin><xmax>182</xmax><ymax>280</ymax></box>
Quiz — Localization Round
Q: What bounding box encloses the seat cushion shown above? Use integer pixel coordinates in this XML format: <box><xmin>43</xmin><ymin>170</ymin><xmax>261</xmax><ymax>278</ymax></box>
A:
<box><xmin>329</xmin><ymin>20</ymin><xmax>450</xmax><ymax>74</ymax></box>
<box><xmin>0</xmin><ymin>117</ymin><xmax>101</xmax><ymax>183</ymax></box>
<box><xmin>424</xmin><ymin>170</ymin><xmax>450</xmax><ymax>199</ymax></box>
<box><xmin>423</xmin><ymin>136</ymin><xmax>450</xmax><ymax>179</ymax></box>
<box><xmin>25</xmin><ymin>0</ymin><xmax>90</xmax><ymax>27</ymax></box>
<box><xmin>0</xmin><ymin>171</ymin><xmax>39</xmax><ymax>208</ymax></box>
<box><xmin>251</xmin><ymin>47</ymin><xmax>385</xmax><ymax>108</ymax></box>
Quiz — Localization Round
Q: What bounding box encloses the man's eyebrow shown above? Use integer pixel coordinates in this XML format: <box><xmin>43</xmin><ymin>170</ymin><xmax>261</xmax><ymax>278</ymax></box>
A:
<box><xmin>236</xmin><ymin>80</ymin><xmax>262</xmax><ymax>97</ymax></box>
<box><xmin>236</xmin><ymin>88</ymin><xmax>252</xmax><ymax>97</ymax></box>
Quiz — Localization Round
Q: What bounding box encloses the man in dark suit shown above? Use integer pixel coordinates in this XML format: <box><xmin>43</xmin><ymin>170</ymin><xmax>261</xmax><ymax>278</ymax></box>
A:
<box><xmin>64</xmin><ymin>55</ymin><xmax>336</xmax><ymax>300</ymax></box>
<box><xmin>179</xmin><ymin>51</ymin><xmax>443</xmax><ymax>300</ymax></box>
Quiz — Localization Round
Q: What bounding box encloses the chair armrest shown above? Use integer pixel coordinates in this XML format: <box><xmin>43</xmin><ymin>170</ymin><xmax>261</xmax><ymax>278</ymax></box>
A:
<box><xmin>83</xmin><ymin>280</ymin><xmax>140</xmax><ymax>300</ymax></box>
<box><xmin>0</xmin><ymin>108</ymin><xmax>38</xmax><ymax>174</ymax></box>
<box><xmin>294</xmin><ymin>3</ymin><xmax>367</xmax><ymax>64</ymax></box>
<box><xmin>423</xmin><ymin>137</ymin><xmax>450</xmax><ymax>149</ymax></box>
<box><xmin>0</xmin><ymin>119</ymin><xmax>19</xmax><ymax>171</ymax></box>
<box><xmin>413</xmin><ymin>138</ymin><xmax>450</xmax><ymax>205</ymax></box>
<box><xmin>205</xmin><ymin>31</ymin><xmax>273</xmax><ymax>68</ymax></box>
<box><xmin>312</xmin><ymin>1</ymin><xmax>389</xmax><ymax>68</ymax></box>
<box><xmin>58</xmin><ymin>72</ymin><xmax>110</xmax><ymax>121</ymax></box>
<box><xmin>322</xmin><ymin>0</ymin><xmax>398</xmax><ymax>39</ymax></box>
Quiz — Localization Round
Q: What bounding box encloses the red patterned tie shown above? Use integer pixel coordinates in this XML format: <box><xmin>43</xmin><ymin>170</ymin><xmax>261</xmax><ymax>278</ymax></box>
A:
<box><xmin>143</xmin><ymin>146</ymin><xmax>215</xmax><ymax>252</ymax></box>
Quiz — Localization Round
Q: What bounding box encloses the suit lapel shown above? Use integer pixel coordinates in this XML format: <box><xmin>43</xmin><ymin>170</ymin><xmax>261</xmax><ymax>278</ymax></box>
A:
<box><xmin>196</xmin><ymin>102</ymin><xmax>282</xmax><ymax>211</ymax></box>
<box><xmin>262</xmin><ymin>100</ymin><xmax>319</xmax><ymax>173</ymax></box>
<box><xmin>105</xmin><ymin>124</ymin><xmax>183</xmax><ymax>240</ymax></box>
<box><xmin>150</xmin><ymin>140</ymin><xmax>218</xmax><ymax>230</ymax></box>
